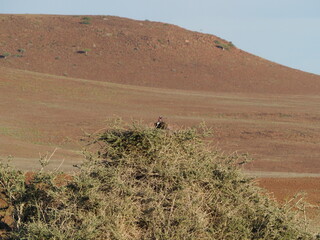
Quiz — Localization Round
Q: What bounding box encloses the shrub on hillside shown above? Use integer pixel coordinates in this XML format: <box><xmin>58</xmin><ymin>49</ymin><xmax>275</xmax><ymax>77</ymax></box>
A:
<box><xmin>17</xmin><ymin>49</ymin><xmax>26</xmax><ymax>54</ymax></box>
<box><xmin>214</xmin><ymin>40</ymin><xmax>235</xmax><ymax>51</ymax></box>
<box><xmin>0</xmin><ymin>120</ymin><xmax>316</xmax><ymax>239</ymax></box>
<box><xmin>80</xmin><ymin>17</ymin><xmax>91</xmax><ymax>25</ymax></box>
<box><xmin>77</xmin><ymin>49</ymin><xmax>91</xmax><ymax>56</ymax></box>
<box><xmin>0</xmin><ymin>52</ymin><xmax>11</xmax><ymax>59</ymax></box>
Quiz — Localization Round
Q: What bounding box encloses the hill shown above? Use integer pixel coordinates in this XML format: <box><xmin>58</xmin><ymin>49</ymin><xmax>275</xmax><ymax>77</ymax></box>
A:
<box><xmin>0</xmin><ymin>14</ymin><xmax>319</xmax><ymax>94</ymax></box>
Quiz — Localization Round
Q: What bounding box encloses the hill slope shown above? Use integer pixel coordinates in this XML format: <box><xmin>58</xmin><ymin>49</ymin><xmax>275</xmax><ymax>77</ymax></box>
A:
<box><xmin>0</xmin><ymin>14</ymin><xmax>319</xmax><ymax>94</ymax></box>
<box><xmin>1</xmin><ymin>66</ymin><xmax>320</xmax><ymax>173</ymax></box>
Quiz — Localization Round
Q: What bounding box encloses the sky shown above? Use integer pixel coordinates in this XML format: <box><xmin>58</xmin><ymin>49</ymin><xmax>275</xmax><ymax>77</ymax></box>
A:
<box><xmin>1</xmin><ymin>0</ymin><xmax>320</xmax><ymax>75</ymax></box>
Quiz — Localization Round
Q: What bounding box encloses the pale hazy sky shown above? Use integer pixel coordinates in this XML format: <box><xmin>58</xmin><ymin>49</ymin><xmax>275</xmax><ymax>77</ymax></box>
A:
<box><xmin>2</xmin><ymin>0</ymin><xmax>320</xmax><ymax>75</ymax></box>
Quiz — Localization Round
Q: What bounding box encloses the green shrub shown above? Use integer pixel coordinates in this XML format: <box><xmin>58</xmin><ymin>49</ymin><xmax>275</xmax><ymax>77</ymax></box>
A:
<box><xmin>1</xmin><ymin>52</ymin><xmax>11</xmax><ymax>58</ymax></box>
<box><xmin>82</xmin><ymin>17</ymin><xmax>91</xmax><ymax>21</ymax></box>
<box><xmin>77</xmin><ymin>49</ymin><xmax>91</xmax><ymax>56</ymax></box>
<box><xmin>83</xmin><ymin>48</ymin><xmax>91</xmax><ymax>53</ymax></box>
<box><xmin>214</xmin><ymin>40</ymin><xmax>235</xmax><ymax>51</ymax></box>
<box><xmin>0</xmin><ymin>120</ymin><xmax>315</xmax><ymax>239</ymax></box>
<box><xmin>17</xmin><ymin>48</ymin><xmax>25</xmax><ymax>54</ymax></box>
<box><xmin>80</xmin><ymin>17</ymin><xmax>91</xmax><ymax>25</ymax></box>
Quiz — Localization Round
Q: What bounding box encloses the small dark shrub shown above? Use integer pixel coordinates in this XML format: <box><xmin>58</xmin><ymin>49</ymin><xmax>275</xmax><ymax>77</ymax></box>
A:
<box><xmin>17</xmin><ymin>48</ymin><xmax>25</xmax><ymax>54</ymax></box>
<box><xmin>77</xmin><ymin>49</ymin><xmax>91</xmax><ymax>56</ymax></box>
<box><xmin>80</xmin><ymin>17</ymin><xmax>91</xmax><ymax>25</ymax></box>
<box><xmin>0</xmin><ymin>52</ymin><xmax>10</xmax><ymax>59</ymax></box>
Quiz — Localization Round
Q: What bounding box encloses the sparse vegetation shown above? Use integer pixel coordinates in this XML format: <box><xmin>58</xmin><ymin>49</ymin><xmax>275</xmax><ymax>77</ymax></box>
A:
<box><xmin>214</xmin><ymin>40</ymin><xmax>235</xmax><ymax>51</ymax></box>
<box><xmin>77</xmin><ymin>49</ymin><xmax>91</xmax><ymax>56</ymax></box>
<box><xmin>83</xmin><ymin>48</ymin><xmax>91</xmax><ymax>56</ymax></box>
<box><xmin>17</xmin><ymin>48</ymin><xmax>25</xmax><ymax>54</ymax></box>
<box><xmin>0</xmin><ymin>120</ymin><xmax>316</xmax><ymax>239</ymax></box>
<box><xmin>80</xmin><ymin>17</ymin><xmax>92</xmax><ymax>25</ymax></box>
<box><xmin>0</xmin><ymin>52</ymin><xmax>11</xmax><ymax>59</ymax></box>
<box><xmin>228</xmin><ymin>41</ymin><xmax>235</xmax><ymax>48</ymax></box>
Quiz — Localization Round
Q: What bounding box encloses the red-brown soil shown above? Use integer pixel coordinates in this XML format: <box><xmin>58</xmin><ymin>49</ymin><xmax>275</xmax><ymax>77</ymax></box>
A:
<box><xmin>258</xmin><ymin>178</ymin><xmax>320</xmax><ymax>205</ymax></box>
<box><xmin>0</xmin><ymin>14</ymin><xmax>320</xmax><ymax>229</ymax></box>
<box><xmin>257</xmin><ymin>178</ymin><xmax>320</xmax><ymax>231</ymax></box>
<box><xmin>0</xmin><ymin>14</ymin><xmax>319</xmax><ymax>94</ymax></box>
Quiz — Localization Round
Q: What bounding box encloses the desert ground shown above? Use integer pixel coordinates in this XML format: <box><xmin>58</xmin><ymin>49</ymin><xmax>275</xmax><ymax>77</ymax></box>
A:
<box><xmin>0</xmin><ymin>14</ymin><xmax>320</xmax><ymax>225</ymax></box>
